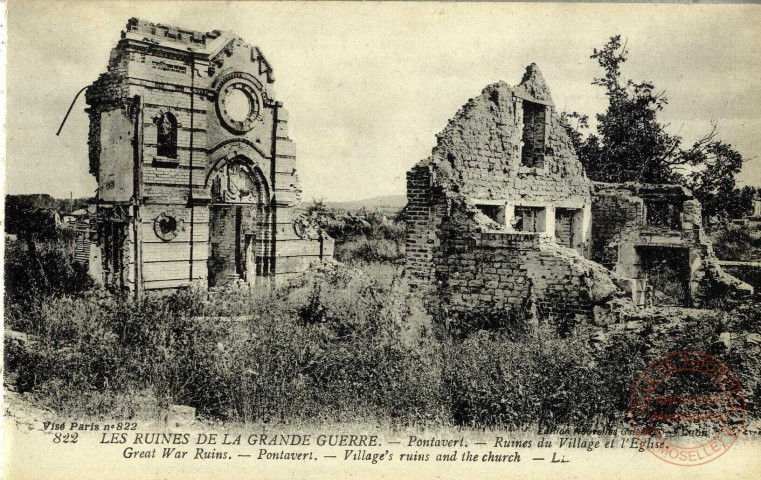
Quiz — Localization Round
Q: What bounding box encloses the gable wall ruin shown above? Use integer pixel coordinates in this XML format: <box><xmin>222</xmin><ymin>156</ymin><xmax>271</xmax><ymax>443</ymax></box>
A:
<box><xmin>406</xmin><ymin>64</ymin><xmax>752</xmax><ymax>325</ymax></box>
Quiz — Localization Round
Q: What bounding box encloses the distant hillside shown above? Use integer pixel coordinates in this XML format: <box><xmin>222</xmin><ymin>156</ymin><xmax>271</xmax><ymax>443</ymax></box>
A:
<box><xmin>324</xmin><ymin>194</ymin><xmax>407</xmax><ymax>213</ymax></box>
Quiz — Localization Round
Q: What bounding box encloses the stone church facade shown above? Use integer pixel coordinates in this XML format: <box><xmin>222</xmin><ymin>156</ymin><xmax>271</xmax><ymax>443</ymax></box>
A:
<box><xmin>85</xmin><ymin>18</ymin><xmax>332</xmax><ymax>292</ymax></box>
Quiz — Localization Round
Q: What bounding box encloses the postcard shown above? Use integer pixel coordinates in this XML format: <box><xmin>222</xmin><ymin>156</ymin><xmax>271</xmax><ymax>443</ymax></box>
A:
<box><xmin>3</xmin><ymin>1</ymin><xmax>761</xmax><ymax>479</ymax></box>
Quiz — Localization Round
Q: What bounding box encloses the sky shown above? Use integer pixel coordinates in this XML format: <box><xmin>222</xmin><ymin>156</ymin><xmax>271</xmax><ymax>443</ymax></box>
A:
<box><xmin>4</xmin><ymin>1</ymin><xmax>761</xmax><ymax>202</ymax></box>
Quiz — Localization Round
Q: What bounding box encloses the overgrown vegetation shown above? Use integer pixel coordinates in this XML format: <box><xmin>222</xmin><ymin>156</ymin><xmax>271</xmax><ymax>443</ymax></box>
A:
<box><xmin>4</xmin><ymin>193</ymin><xmax>761</xmax><ymax>429</ymax></box>
<box><xmin>299</xmin><ymin>199</ymin><xmax>406</xmax><ymax>264</ymax></box>
<box><xmin>561</xmin><ymin>35</ymin><xmax>756</xmax><ymax>221</ymax></box>
<box><xmin>5</xmin><ymin>194</ymin><xmax>91</xmax><ymax>234</ymax></box>
<box><xmin>5</xmin><ymin>263</ymin><xmax>447</xmax><ymax>424</ymax></box>
<box><xmin>6</xmin><ymin>247</ymin><xmax>761</xmax><ymax>427</ymax></box>
<box><xmin>5</xmin><ymin>229</ymin><xmax>93</xmax><ymax>332</ymax></box>
<box><xmin>710</xmin><ymin>227</ymin><xmax>761</xmax><ymax>262</ymax></box>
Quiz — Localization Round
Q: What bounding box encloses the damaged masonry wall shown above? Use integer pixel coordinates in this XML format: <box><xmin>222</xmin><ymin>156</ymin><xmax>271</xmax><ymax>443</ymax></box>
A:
<box><xmin>407</xmin><ymin>65</ymin><xmax>592</xmax><ymax>285</ymax></box>
<box><xmin>406</xmin><ymin>64</ymin><xmax>751</xmax><ymax>325</ymax></box>
<box><xmin>85</xmin><ymin>18</ymin><xmax>333</xmax><ymax>292</ymax></box>
<box><xmin>591</xmin><ymin>182</ymin><xmax>752</xmax><ymax>308</ymax></box>
<box><xmin>434</xmin><ymin>199</ymin><xmax>628</xmax><ymax>324</ymax></box>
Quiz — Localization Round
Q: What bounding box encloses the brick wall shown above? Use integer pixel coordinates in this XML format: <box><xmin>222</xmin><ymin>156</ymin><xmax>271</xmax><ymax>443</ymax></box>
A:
<box><xmin>592</xmin><ymin>183</ymin><xmax>752</xmax><ymax>306</ymax></box>
<box><xmin>404</xmin><ymin>64</ymin><xmax>616</xmax><ymax>323</ymax></box>
<box><xmin>591</xmin><ymin>187</ymin><xmax>644</xmax><ymax>268</ymax></box>
<box><xmin>428</xmin><ymin>80</ymin><xmax>590</xmax><ymax>206</ymax></box>
<box><xmin>435</xmin><ymin>222</ymin><xmax>535</xmax><ymax>317</ymax></box>
<box><xmin>719</xmin><ymin>262</ymin><xmax>761</xmax><ymax>293</ymax></box>
<box><xmin>405</xmin><ymin>164</ymin><xmax>434</xmax><ymax>286</ymax></box>
<box><xmin>405</xmin><ymin>64</ymin><xmax>750</xmax><ymax>324</ymax></box>
<box><xmin>434</xmin><ymin>206</ymin><xmax>623</xmax><ymax>324</ymax></box>
<box><xmin>86</xmin><ymin>69</ymin><xmax>129</xmax><ymax>177</ymax></box>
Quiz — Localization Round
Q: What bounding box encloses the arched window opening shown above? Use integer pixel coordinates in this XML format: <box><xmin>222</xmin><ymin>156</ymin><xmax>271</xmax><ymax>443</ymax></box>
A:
<box><xmin>156</xmin><ymin>112</ymin><xmax>178</xmax><ymax>158</ymax></box>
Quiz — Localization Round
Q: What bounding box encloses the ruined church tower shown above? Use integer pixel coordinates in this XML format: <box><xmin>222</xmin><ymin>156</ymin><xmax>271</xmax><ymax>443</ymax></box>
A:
<box><xmin>85</xmin><ymin>18</ymin><xmax>332</xmax><ymax>292</ymax></box>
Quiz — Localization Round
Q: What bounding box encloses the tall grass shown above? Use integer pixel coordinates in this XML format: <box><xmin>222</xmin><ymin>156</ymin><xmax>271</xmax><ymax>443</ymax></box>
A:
<box><xmin>6</xmin><ymin>257</ymin><xmax>761</xmax><ymax>428</ymax></box>
<box><xmin>5</xmin><ymin>264</ymin><xmax>446</xmax><ymax>425</ymax></box>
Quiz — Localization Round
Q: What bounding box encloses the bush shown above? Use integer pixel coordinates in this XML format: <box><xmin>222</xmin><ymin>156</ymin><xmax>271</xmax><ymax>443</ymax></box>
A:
<box><xmin>335</xmin><ymin>237</ymin><xmax>403</xmax><ymax>264</ymax></box>
<box><xmin>6</xmin><ymin>264</ymin><xmax>447</xmax><ymax>426</ymax></box>
<box><xmin>710</xmin><ymin>227</ymin><xmax>761</xmax><ymax>262</ymax></box>
<box><xmin>440</xmin><ymin>302</ymin><xmax>534</xmax><ymax>340</ymax></box>
<box><xmin>299</xmin><ymin>201</ymin><xmax>406</xmax><ymax>265</ymax></box>
<box><xmin>4</xmin><ymin>233</ymin><xmax>93</xmax><ymax>332</ymax></box>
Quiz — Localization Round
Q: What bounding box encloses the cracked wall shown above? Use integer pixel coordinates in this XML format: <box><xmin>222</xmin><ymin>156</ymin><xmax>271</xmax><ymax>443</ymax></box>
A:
<box><xmin>591</xmin><ymin>183</ymin><xmax>753</xmax><ymax>307</ymax></box>
<box><xmin>430</xmin><ymin>197</ymin><xmax>629</xmax><ymax>326</ymax></box>
<box><xmin>406</xmin><ymin>64</ymin><xmax>751</xmax><ymax>327</ymax></box>
<box><xmin>406</xmin><ymin>64</ymin><xmax>625</xmax><ymax>325</ymax></box>
<box><xmin>86</xmin><ymin>18</ymin><xmax>333</xmax><ymax>292</ymax></box>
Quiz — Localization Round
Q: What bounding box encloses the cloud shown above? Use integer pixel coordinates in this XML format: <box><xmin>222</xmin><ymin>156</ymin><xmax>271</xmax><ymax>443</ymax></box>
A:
<box><xmin>6</xmin><ymin>1</ymin><xmax>761</xmax><ymax>200</ymax></box>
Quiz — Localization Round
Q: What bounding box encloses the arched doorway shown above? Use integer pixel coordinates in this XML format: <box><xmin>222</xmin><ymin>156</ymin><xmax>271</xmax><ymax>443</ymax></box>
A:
<box><xmin>206</xmin><ymin>156</ymin><xmax>270</xmax><ymax>287</ymax></box>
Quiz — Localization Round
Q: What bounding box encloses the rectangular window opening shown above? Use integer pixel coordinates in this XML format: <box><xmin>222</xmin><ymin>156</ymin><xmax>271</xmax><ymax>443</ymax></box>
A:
<box><xmin>645</xmin><ymin>201</ymin><xmax>681</xmax><ymax>230</ymax></box>
<box><xmin>521</xmin><ymin>101</ymin><xmax>547</xmax><ymax>168</ymax></box>
<box><xmin>555</xmin><ymin>208</ymin><xmax>585</xmax><ymax>252</ymax></box>
<box><xmin>475</xmin><ymin>204</ymin><xmax>505</xmax><ymax>226</ymax></box>
<box><xmin>514</xmin><ymin>206</ymin><xmax>546</xmax><ymax>233</ymax></box>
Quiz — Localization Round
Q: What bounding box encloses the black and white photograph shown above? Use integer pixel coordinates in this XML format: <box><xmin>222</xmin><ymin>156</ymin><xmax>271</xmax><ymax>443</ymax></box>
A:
<box><xmin>2</xmin><ymin>1</ymin><xmax>761</xmax><ymax>478</ymax></box>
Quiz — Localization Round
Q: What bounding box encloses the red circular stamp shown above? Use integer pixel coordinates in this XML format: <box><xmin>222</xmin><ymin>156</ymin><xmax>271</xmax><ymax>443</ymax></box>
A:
<box><xmin>629</xmin><ymin>351</ymin><xmax>746</xmax><ymax>466</ymax></box>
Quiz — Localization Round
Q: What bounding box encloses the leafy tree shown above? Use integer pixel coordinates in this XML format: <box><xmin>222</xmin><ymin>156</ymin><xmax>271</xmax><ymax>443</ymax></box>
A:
<box><xmin>302</xmin><ymin>198</ymin><xmax>331</xmax><ymax>225</ymax></box>
<box><xmin>11</xmin><ymin>208</ymin><xmax>61</xmax><ymax>292</ymax></box>
<box><xmin>297</xmin><ymin>198</ymin><xmax>335</xmax><ymax>238</ymax></box>
<box><xmin>5</xmin><ymin>194</ymin><xmax>57</xmax><ymax>235</ymax></box>
<box><xmin>5</xmin><ymin>194</ymin><xmax>92</xmax><ymax>235</ymax></box>
<box><xmin>721</xmin><ymin>185</ymin><xmax>758</xmax><ymax>219</ymax></box>
<box><xmin>680</xmin><ymin>129</ymin><xmax>746</xmax><ymax>219</ymax></box>
<box><xmin>565</xmin><ymin>36</ymin><xmax>682</xmax><ymax>184</ymax></box>
<box><xmin>563</xmin><ymin>35</ymin><xmax>752</xmax><ymax>220</ymax></box>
